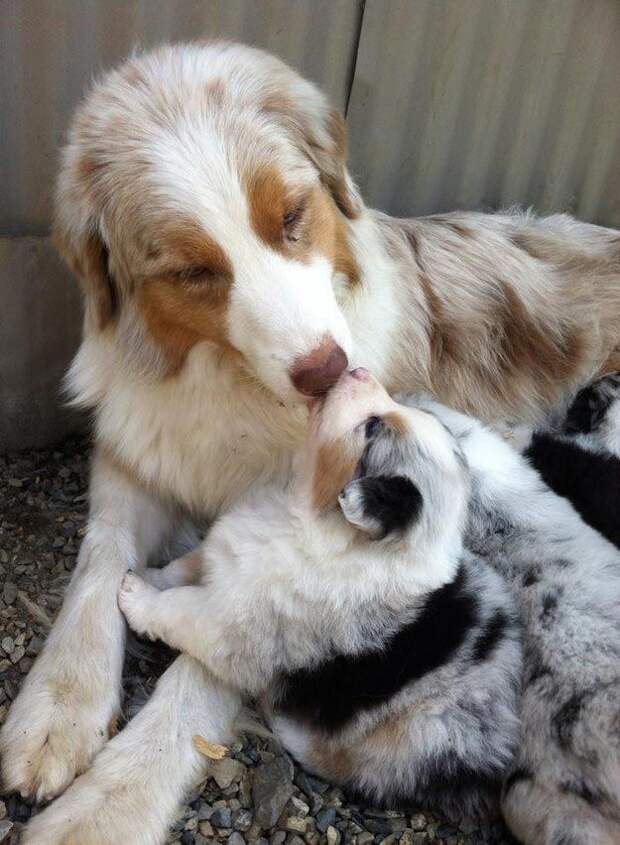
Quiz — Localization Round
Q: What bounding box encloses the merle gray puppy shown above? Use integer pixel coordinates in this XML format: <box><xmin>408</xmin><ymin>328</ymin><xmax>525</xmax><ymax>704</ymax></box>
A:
<box><xmin>411</xmin><ymin>387</ymin><xmax>620</xmax><ymax>845</ymax></box>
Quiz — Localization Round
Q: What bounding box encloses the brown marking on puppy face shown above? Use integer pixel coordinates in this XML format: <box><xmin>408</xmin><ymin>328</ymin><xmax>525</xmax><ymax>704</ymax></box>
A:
<box><xmin>382</xmin><ymin>411</ymin><xmax>408</xmax><ymax>435</ymax></box>
<box><xmin>246</xmin><ymin>165</ymin><xmax>359</xmax><ymax>285</ymax></box>
<box><xmin>312</xmin><ymin>435</ymin><xmax>361</xmax><ymax>511</ymax></box>
<box><xmin>137</xmin><ymin>219</ymin><xmax>237</xmax><ymax>373</ymax></box>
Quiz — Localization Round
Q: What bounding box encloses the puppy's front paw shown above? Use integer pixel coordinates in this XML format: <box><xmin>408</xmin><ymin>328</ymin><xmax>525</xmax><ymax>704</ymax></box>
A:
<box><xmin>118</xmin><ymin>571</ymin><xmax>158</xmax><ymax>638</ymax></box>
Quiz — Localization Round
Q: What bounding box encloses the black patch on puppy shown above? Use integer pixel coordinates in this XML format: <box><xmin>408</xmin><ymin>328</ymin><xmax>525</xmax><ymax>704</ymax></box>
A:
<box><xmin>526</xmin><ymin>434</ymin><xmax>620</xmax><ymax>549</ymax></box>
<box><xmin>502</xmin><ymin>765</ymin><xmax>532</xmax><ymax>796</ymax></box>
<box><xmin>472</xmin><ymin>609</ymin><xmax>508</xmax><ymax>662</ymax></box>
<box><xmin>522</xmin><ymin>566</ymin><xmax>540</xmax><ymax>587</ymax></box>
<box><xmin>276</xmin><ymin>564</ymin><xmax>478</xmax><ymax>732</ymax></box>
<box><xmin>359</xmin><ymin>475</ymin><xmax>423</xmax><ymax>538</ymax></box>
<box><xmin>539</xmin><ymin>591</ymin><xmax>560</xmax><ymax>629</ymax></box>
<box><xmin>563</xmin><ymin>381</ymin><xmax>614</xmax><ymax>435</ymax></box>
<box><xmin>552</xmin><ymin>692</ymin><xmax>586</xmax><ymax>749</ymax></box>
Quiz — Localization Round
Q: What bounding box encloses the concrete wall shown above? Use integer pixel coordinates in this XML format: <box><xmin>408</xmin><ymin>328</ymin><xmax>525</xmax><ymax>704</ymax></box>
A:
<box><xmin>0</xmin><ymin>237</ymin><xmax>82</xmax><ymax>451</ymax></box>
<box><xmin>2</xmin><ymin>0</ymin><xmax>619</xmax><ymax>451</ymax></box>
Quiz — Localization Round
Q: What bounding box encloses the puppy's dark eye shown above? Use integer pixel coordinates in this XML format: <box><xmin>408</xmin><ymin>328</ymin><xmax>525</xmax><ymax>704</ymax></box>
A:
<box><xmin>365</xmin><ymin>416</ymin><xmax>382</xmax><ymax>439</ymax></box>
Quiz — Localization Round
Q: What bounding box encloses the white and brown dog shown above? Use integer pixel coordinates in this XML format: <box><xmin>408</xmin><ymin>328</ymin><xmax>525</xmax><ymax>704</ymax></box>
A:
<box><xmin>1</xmin><ymin>40</ymin><xmax>619</xmax><ymax>844</ymax></box>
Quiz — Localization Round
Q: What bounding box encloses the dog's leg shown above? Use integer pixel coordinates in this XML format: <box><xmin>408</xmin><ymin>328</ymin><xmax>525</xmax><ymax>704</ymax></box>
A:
<box><xmin>20</xmin><ymin>655</ymin><xmax>241</xmax><ymax>845</ymax></box>
<box><xmin>0</xmin><ymin>449</ymin><xmax>176</xmax><ymax>802</ymax></box>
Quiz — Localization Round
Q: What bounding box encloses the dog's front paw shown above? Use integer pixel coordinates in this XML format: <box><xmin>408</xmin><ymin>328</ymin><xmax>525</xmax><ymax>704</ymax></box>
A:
<box><xmin>0</xmin><ymin>643</ymin><xmax>120</xmax><ymax>802</ymax></box>
<box><xmin>20</xmin><ymin>747</ymin><xmax>177</xmax><ymax>845</ymax></box>
<box><xmin>118</xmin><ymin>571</ymin><xmax>159</xmax><ymax>638</ymax></box>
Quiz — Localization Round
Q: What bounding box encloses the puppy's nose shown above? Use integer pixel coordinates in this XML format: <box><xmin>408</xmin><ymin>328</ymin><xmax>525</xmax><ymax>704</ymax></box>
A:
<box><xmin>290</xmin><ymin>341</ymin><xmax>348</xmax><ymax>396</ymax></box>
<box><xmin>350</xmin><ymin>367</ymin><xmax>370</xmax><ymax>381</ymax></box>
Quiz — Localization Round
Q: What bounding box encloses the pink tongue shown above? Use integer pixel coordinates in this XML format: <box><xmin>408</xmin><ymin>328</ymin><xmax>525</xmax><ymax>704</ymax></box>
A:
<box><xmin>350</xmin><ymin>367</ymin><xmax>369</xmax><ymax>381</ymax></box>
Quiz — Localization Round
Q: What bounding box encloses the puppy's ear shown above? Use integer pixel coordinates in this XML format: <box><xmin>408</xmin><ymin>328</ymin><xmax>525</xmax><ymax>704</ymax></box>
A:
<box><xmin>338</xmin><ymin>475</ymin><xmax>423</xmax><ymax>539</ymax></box>
<box><xmin>263</xmin><ymin>91</ymin><xmax>363</xmax><ymax>219</ymax></box>
<box><xmin>53</xmin><ymin>220</ymin><xmax>117</xmax><ymax>332</ymax></box>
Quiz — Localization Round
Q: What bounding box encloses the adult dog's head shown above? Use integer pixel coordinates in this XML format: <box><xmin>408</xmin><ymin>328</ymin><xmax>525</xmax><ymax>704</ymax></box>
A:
<box><xmin>54</xmin><ymin>42</ymin><xmax>363</xmax><ymax>402</ymax></box>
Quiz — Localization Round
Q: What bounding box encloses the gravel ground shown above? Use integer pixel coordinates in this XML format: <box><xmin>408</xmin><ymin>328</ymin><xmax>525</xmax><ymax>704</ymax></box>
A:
<box><xmin>0</xmin><ymin>436</ymin><xmax>517</xmax><ymax>845</ymax></box>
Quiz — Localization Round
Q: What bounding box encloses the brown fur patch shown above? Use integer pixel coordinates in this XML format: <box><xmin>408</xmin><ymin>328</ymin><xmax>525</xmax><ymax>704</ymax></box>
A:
<box><xmin>405</xmin><ymin>225</ymin><xmax>585</xmax><ymax>406</ymax></box>
<box><xmin>312</xmin><ymin>436</ymin><xmax>360</xmax><ymax>511</ymax></box>
<box><xmin>383</xmin><ymin>411</ymin><xmax>408</xmax><ymax>435</ymax></box>
<box><xmin>308</xmin><ymin>737</ymin><xmax>354</xmax><ymax>783</ymax></box>
<box><xmin>137</xmin><ymin>219</ymin><xmax>236</xmax><ymax>373</ymax></box>
<box><xmin>246</xmin><ymin>165</ymin><xmax>359</xmax><ymax>285</ymax></box>
<box><xmin>53</xmin><ymin>225</ymin><xmax>117</xmax><ymax>331</ymax></box>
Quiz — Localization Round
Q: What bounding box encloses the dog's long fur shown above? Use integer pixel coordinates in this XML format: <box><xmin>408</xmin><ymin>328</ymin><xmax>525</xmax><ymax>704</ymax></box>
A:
<box><xmin>118</xmin><ymin>372</ymin><xmax>522</xmax><ymax>823</ymax></box>
<box><xmin>2</xmin><ymin>41</ymin><xmax>619</xmax><ymax>845</ymax></box>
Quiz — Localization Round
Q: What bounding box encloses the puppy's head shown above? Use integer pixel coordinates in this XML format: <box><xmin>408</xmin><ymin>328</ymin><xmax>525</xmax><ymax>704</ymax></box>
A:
<box><xmin>303</xmin><ymin>369</ymin><xmax>469</xmax><ymax>546</ymax></box>
<box><xmin>54</xmin><ymin>42</ymin><xmax>363</xmax><ymax>403</ymax></box>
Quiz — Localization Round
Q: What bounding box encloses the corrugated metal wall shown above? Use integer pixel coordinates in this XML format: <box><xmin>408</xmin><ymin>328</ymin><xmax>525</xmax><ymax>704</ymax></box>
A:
<box><xmin>347</xmin><ymin>0</ymin><xmax>620</xmax><ymax>227</ymax></box>
<box><xmin>1</xmin><ymin>0</ymin><xmax>619</xmax><ymax>449</ymax></box>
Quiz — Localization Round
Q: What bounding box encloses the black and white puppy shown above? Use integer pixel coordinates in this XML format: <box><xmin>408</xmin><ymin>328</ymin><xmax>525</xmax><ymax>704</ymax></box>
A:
<box><xmin>415</xmin><ymin>384</ymin><xmax>620</xmax><ymax>845</ymax></box>
<box><xmin>119</xmin><ymin>368</ymin><xmax>521</xmax><ymax>822</ymax></box>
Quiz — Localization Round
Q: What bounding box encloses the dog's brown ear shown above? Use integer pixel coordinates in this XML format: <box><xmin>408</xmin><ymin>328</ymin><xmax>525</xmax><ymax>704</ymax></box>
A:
<box><xmin>264</xmin><ymin>94</ymin><xmax>363</xmax><ymax>220</ymax></box>
<box><xmin>53</xmin><ymin>222</ymin><xmax>117</xmax><ymax>331</ymax></box>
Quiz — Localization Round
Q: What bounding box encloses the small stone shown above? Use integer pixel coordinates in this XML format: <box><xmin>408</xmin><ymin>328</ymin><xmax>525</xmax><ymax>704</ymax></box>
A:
<box><xmin>0</xmin><ymin>802</ymin><xmax>5</xmax><ymax>820</ymax></box>
<box><xmin>326</xmin><ymin>826</ymin><xmax>341</xmax><ymax>845</ymax></box>
<box><xmin>284</xmin><ymin>817</ymin><xmax>307</xmax><ymax>834</ymax></box>
<box><xmin>233</xmin><ymin>810</ymin><xmax>253</xmax><ymax>832</ymax></box>
<box><xmin>228</xmin><ymin>833</ymin><xmax>245</xmax><ymax>845</ymax></box>
<box><xmin>304</xmin><ymin>832</ymin><xmax>320</xmax><ymax>845</ymax></box>
<box><xmin>8</xmin><ymin>478</ymin><xmax>22</xmax><ymax>487</ymax></box>
<box><xmin>3</xmin><ymin>583</ymin><xmax>17</xmax><ymax>605</ymax></box>
<box><xmin>245</xmin><ymin>821</ymin><xmax>263</xmax><ymax>841</ymax></box>
<box><xmin>315</xmin><ymin>807</ymin><xmax>337</xmax><ymax>833</ymax></box>
<box><xmin>198</xmin><ymin>820</ymin><xmax>214</xmax><ymax>837</ymax></box>
<box><xmin>364</xmin><ymin>820</ymin><xmax>392</xmax><ymax>836</ymax></box>
<box><xmin>398</xmin><ymin>831</ymin><xmax>414</xmax><ymax>845</ymax></box>
<box><xmin>10</xmin><ymin>646</ymin><xmax>25</xmax><ymax>664</ymax></box>
<box><xmin>252</xmin><ymin>756</ymin><xmax>294</xmax><ymax>829</ymax></box>
<box><xmin>197</xmin><ymin>804</ymin><xmax>213</xmax><ymax>821</ymax></box>
<box><xmin>286</xmin><ymin>836</ymin><xmax>305</xmax><ymax>845</ymax></box>
<box><xmin>290</xmin><ymin>796</ymin><xmax>309</xmax><ymax>817</ymax></box>
<box><xmin>211</xmin><ymin>757</ymin><xmax>246</xmax><ymax>789</ymax></box>
<box><xmin>409</xmin><ymin>815</ymin><xmax>427</xmax><ymax>832</ymax></box>
<box><xmin>211</xmin><ymin>808</ymin><xmax>233</xmax><ymax>829</ymax></box>
<box><xmin>357</xmin><ymin>834</ymin><xmax>375</xmax><ymax>845</ymax></box>
<box><xmin>411</xmin><ymin>835</ymin><xmax>427</xmax><ymax>845</ymax></box>
<box><xmin>270</xmin><ymin>833</ymin><xmax>286</xmax><ymax>845</ymax></box>
<box><xmin>184</xmin><ymin>816</ymin><xmax>198</xmax><ymax>831</ymax></box>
